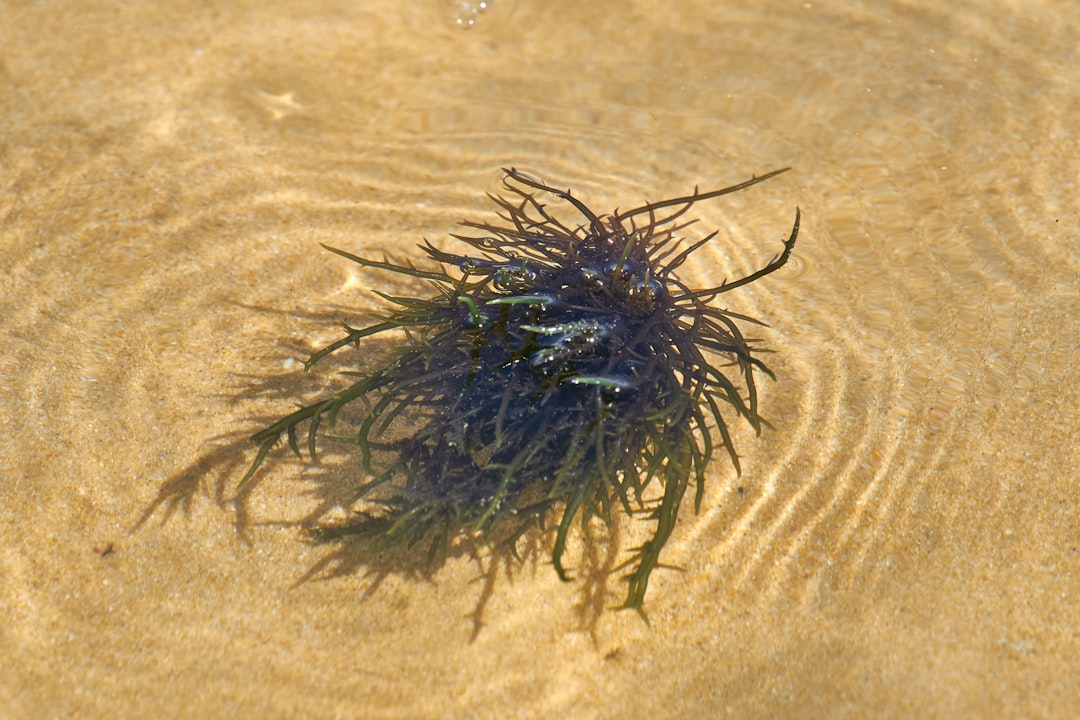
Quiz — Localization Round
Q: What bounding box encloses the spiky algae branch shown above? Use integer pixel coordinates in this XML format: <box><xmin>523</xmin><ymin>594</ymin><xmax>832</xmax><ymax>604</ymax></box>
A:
<box><xmin>241</xmin><ymin>167</ymin><xmax>799</xmax><ymax>612</ymax></box>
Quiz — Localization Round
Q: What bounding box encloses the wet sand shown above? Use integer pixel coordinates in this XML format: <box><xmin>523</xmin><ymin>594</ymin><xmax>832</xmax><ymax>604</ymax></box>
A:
<box><xmin>2</xmin><ymin>0</ymin><xmax>1079</xmax><ymax>717</ymax></box>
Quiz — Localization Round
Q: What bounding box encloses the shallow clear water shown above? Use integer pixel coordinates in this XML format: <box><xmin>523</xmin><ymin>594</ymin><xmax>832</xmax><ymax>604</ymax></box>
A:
<box><xmin>2</xmin><ymin>0</ymin><xmax>1078</xmax><ymax>716</ymax></box>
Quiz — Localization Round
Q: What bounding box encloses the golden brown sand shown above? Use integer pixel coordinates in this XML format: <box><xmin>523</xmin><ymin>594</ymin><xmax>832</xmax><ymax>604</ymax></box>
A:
<box><xmin>2</xmin><ymin>0</ymin><xmax>1078</xmax><ymax>717</ymax></box>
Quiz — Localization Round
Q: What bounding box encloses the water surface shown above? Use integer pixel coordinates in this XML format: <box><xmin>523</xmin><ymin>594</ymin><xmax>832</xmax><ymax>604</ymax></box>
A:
<box><xmin>2</xmin><ymin>0</ymin><xmax>1078</xmax><ymax>716</ymax></box>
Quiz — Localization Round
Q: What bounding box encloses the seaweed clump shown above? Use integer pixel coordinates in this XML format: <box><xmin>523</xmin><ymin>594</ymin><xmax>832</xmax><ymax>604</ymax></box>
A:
<box><xmin>242</xmin><ymin>168</ymin><xmax>799</xmax><ymax>612</ymax></box>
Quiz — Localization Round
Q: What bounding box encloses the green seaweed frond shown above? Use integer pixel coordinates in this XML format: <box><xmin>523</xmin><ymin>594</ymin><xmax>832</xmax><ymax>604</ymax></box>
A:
<box><xmin>241</xmin><ymin>167</ymin><xmax>798</xmax><ymax>613</ymax></box>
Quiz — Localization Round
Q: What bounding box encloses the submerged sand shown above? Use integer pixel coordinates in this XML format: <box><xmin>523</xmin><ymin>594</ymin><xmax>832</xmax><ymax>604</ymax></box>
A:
<box><xmin>2</xmin><ymin>0</ymin><xmax>1079</xmax><ymax>717</ymax></box>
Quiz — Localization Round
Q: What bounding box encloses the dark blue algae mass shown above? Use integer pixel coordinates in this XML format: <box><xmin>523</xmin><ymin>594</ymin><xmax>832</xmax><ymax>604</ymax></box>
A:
<box><xmin>241</xmin><ymin>168</ymin><xmax>799</xmax><ymax>613</ymax></box>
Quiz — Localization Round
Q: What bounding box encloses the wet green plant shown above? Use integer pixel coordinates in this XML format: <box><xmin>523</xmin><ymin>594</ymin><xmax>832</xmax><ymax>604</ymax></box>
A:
<box><xmin>241</xmin><ymin>168</ymin><xmax>799</xmax><ymax>613</ymax></box>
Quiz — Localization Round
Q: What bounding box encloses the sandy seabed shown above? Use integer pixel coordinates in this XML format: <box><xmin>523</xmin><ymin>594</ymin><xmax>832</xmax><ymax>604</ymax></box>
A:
<box><xmin>2</xmin><ymin>1</ymin><xmax>1079</xmax><ymax>717</ymax></box>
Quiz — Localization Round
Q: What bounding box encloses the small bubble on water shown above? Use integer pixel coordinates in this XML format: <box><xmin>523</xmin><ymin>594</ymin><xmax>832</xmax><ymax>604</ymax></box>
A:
<box><xmin>450</xmin><ymin>1</ymin><xmax>491</xmax><ymax>30</ymax></box>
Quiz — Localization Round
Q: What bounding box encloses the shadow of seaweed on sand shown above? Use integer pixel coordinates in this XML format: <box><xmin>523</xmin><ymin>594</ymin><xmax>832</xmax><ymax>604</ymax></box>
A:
<box><xmin>136</xmin><ymin>314</ymin><xmax>623</xmax><ymax>638</ymax></box>
<box><xmin>288</xmin><ymin>509</ymin><xmax>622</xmax><ymax>640</ymax></box>
<box><xmin>137</xmin><ymin>432</ymin><xmax>624</xmax><ymax>639</ymax></box>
